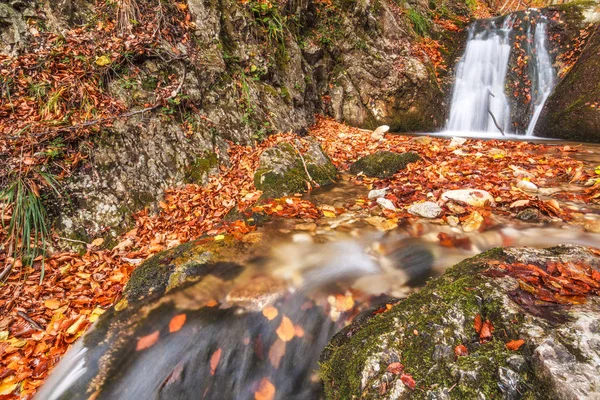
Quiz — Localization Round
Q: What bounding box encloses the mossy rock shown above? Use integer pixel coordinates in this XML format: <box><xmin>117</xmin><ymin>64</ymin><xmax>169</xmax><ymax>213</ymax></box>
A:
<box><xmin>320</xmin><ymin>245</ymin><xmax>600</xmax><ymax>399</ymax></box>
<box><xmin>254</xmin><ymin>140</ymin><xmax>337</xmax><ymax>197</ymax></box>
<box><xmin>349</xmin><ymin>151</ymin><xmax>421</xmax><ymax>178</ymax></box>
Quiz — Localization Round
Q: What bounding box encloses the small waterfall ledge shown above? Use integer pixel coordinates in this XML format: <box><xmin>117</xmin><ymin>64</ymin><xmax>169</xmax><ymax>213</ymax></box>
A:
<box><xmin>446</xmin><ymin>10</ymin><xmax>556</xmax><ymax>137</ymax></box>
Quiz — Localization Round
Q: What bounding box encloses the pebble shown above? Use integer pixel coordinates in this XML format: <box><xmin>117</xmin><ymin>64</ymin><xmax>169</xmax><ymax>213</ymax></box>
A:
<box><xmin>446</xmin><ymin>215</ymin><xmax>460</xmax><ymax>227</ymax></box>
<box><xmin>377</xmin><ymin>197</ymin><xmax>396</xmax><ymax>211</ymax></box>
<box><xmin>449</xmin><ymin>136</ymin><xmax>467</xmax><ymax>148</ymax></box>
<box><xmin>412</xmin><ymin>136</ymin><xmax>432</xmax><ymax>145</ymax></box>
<box><xmin>462</xmin><ymin>211</ymin><xmax>484</xmax><ymax>232</ymax></box>
<box><xmin>441</xmin><ymin>189</ymin><xmax>496</xmax><ymax>207</ymax></box>
<box><xmin>294</xmin><ymin>222</ymin><xmax>317</xmax><ymax>232</ymax></box>
<box><xmin>516</xmin><ymin>180</ymin><xmax>538</xmax><ymax>192</ymax></box>
<box><xmin>371</xmin><ymin>125</ymin><xmax>390</xmax><ymax>140</ymax></box>
<box><xmin>365</xmin><ymin>216</ymin><xmax>397</xmax><ymax>231</ymax></box>
<box><xmin>446</xmin><ymin>201</ymin><xmax>467</xmax><ymax>215</ymax></box>
<box><xmin>517</xmin><ymin>208</ymin><xmax>541</xmax><ymax>223</ymax></box>
<box><xmin>368</xmin><ymin>188</ymin><xmax>389</xmax><ymax>199</ymax></box>
<box><xmin>407</xmin><ymin>202</ymin><xmax>443</xmax><ymax>219</ymax></box>
<box><xmin>584</xmin><ymin>219</ymin><xmax>600</xmax><ymax>233</ymax></box>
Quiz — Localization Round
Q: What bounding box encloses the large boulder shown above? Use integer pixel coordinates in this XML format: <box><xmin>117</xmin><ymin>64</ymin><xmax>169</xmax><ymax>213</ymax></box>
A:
<box><xmin>349</xmin><ymin>151</ymin><xmax>421</xmax><ymax>179</ymax></box>
<box><xmin>535</xmin><ymin>23</ymin><xmax>600</xmax><ymax>142</ymax></box>
<box><xmin>320</xmin><ymin>245</ymin><xmax>600</xmax><ymax>399</ymax></box>
<box><xmin>254</xmin><ymin>140</ymin><xmax>337</xmax><ymax>197</ymax></box>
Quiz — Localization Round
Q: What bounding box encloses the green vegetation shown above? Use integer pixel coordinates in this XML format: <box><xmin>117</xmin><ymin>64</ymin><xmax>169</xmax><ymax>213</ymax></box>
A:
<box><xmin>1</xmin><ymin>170</ymin><xmax>60</xmax><ymax>282</ymax></box>
<box><xmin>408</xmin><ymin>8</ymin><xmax>431</xmax><ymax>37</ymax></box>
<box><xmin>249</xmin><ymin>0</ymin><xmax>287</xmax><ymax>58</ymax></box>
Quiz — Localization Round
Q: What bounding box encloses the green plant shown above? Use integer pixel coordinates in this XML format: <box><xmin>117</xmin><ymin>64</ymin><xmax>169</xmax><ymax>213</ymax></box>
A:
<box><xmin>408</xmin><ymin>9</ymin><xmax>430</xmax><ymax>37</ymax></box>
<box><xmin>28</xmin><ymin>82</ymin><xmax>48</xmax><ymax>102</ymax></box>
<box><xmin>249</xmin><ymin>1</ymin><xmax>287</xmax><ymax>57</ymax></box>
<box><xmin>1</xmin><ymin>170</ymin><xmax>60</xmax><ymax>282</ymax></box>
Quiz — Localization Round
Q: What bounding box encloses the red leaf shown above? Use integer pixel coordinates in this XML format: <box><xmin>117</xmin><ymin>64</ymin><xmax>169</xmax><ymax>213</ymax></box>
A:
<box><xmin>454</xmin><ymin>344</ymin><xmax>468</xmax><ymax>356</ymax></box>
<box><xmin>474</xmin><ymin>314</ymin><xmax>483</xmax><ymax>334</ymax></box>
<box><xmin>480</xmin><ymin>320</ymin><xmax>494</xmax><ymax>341</ymax></box>
<box><xmin>210</xmin><ymin>348</ymin><xmax>222</xmax><ymax>375</ymax></box>
<box><xmin>169</xmin><ymin>314</ymin><xmax>186</xmax><ymax>333</ymax></box>
<box><xmin>400</xmin><ymin>373</ymin><xmax>416</xmax><ymax>390</ymax></box>
<box><xmin>505</xmin><ymin>339</ymin><xmax>525</xmax><ymax>351</ymax></box>
<box><xmin>136</xmin><ymin>331</ymin><xmax>160</xmax><ymax>351</ymax></box>
<box><xmin>386</xmin><ymin>362</ymin><xmax>404</xmax><ymax>375</ymax></box>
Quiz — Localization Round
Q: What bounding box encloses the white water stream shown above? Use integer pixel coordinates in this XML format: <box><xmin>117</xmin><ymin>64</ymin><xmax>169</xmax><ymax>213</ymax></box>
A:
<box><xmin>447</xmin><ymin>11</ymin><xmax>556</xmax><ymax>137</ymax></box>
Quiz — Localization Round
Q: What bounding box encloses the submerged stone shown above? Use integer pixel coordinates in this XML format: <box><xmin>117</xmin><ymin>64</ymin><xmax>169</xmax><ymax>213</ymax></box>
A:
<box><xmin>349</xmin><ymin>151</ymin><xmax>421</xmax><ymax>179</ymax></box>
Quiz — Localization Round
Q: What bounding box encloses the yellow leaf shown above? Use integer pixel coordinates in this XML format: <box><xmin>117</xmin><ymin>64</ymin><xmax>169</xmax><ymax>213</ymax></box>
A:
<box><xmin>44</xmin><ymin>299</ymin><xmax>61</xmax><ymax>310</ymax></box>
<box><xmin>276</xmin><ymin>316</ymin><xmax>295</xmax><ymax>342</ymax></box>
<box><xmin>214</xmin><ymin>234</ymin><xmax>225</xmax><ymax>241</ymax></box>
<box><xmin>114</xmin><ymin>298</ymin><xmax>128</xmax><ymax>311</ymax></box>
<box><xmin>322</xmin><ymin>210</ymin><xmax>336</xmax><ymax>218</ymax></box>
<box><xmin>0</xmin><ymin>331</ymin><xmax>8</xmax><ymax>341</ymax></box>
<box><xmin>89</xmin><ymin>306</ymin><xmax>105</xmax><ymax>323</ymax></box>
<box><xmin>0</xmin><ymin>382</ymin><xmax>17</xmax><ymax>396</ymax></box>
<box><xmin>262</xmin><ymin>306</ymin><xmax>278</xmax><ymax>321</ymax></box>
<box><xmin>95</xmin><ymin>55</ymin><xmax>112</xmax><ymax>66</ymax></box>
<box><xmin>91</xmin><ymin>238</ymin><xmax>104</xmax><ymax>247</ymax></box>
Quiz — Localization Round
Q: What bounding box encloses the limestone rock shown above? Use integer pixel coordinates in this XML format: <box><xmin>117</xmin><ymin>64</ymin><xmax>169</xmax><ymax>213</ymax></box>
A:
<box><xmin>368</xmin><ymin>188</ymin><xmax>388</xmax><ymax>200</ymax></box>
<box><xmin>376</xmin><ymin>198</ymin><xmax>396</xmax><ymax>212</ymax></box>
<box><xmin>349</xmin><ymin>151</ymin><xmax>421</xmax><ymax>179</ymax></box>
<box><xmin>407</xmin><ymin>201</ymin><xmax>442</xmax><ymax>219</ymax></box>
<box><xmin>441</xmin><ymin>189</ymin><xmax>496</xmax><ymax>207</ymax></box>
<box><xmin>254</xmin><ymin>140</ymin><xmax>337</xmax><ymax>197</ymax></box>
<box><xmin>320</xmin><ymin>245</ymin><xmax>600</xmax><ymax>399</ymax></box>
<box><xmin>516</xmin><ymin>180</ymin><xmax>538</xmax><ymax>192</ymax></box>
<box><xmin>371</xmin><ymin>125</ymin><xmax>390</xmax><ymax>140</ymax></box>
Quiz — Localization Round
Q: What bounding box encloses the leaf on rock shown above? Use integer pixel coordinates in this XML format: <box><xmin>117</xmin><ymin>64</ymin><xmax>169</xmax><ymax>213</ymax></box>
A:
<box><xmin>254</xmin><ymin>378</ymin><xmax>276</xmax><ymax>400</ymax></box>
<box><xmin>276</xmin><ymin>316</ymin><xmax>295</xmax><ymax>342</ymax></box>
<box><xmin>386</xmin><ymin>362</ymin><xmax>404</xmax><ymax>375</ymax></box>
<box><xmin>136</xmin><ymin>331</ymin><xmax>160</xmax><ymax>351</ymax></box>
<box><xmin>505</xmin><ymin>339</ymin><xmax>525</xmax><ymax>351</ymax></box>
<box><xmin>262</xmin><ymin>306</ymin><xmax>278</xmax><ymax>321</ymax></box>
<box><xmin>454</xmin><ymin>344</ymin><xmax>468</xmax><ymax>356</ymax></box>
<box><xmin>400</xmin><ymin>373</ymin><xmax>416</xmax><ymax>390</ymax></box>
<box><xmin>168</xmin><ymin>314</ymin><xmax>186</xmax><ymax>333</ymax></box>
<box><xmin>210</xmin><ymin>348</ymin><xmax>222</xmax><ymax>376</ymax></box>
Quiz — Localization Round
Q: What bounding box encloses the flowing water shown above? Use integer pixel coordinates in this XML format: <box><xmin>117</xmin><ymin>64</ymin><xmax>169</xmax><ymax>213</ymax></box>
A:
<box><xmin>447</xmin><ymin>11</ymin><xmax>557</xmax><ymax>136</ymax></box>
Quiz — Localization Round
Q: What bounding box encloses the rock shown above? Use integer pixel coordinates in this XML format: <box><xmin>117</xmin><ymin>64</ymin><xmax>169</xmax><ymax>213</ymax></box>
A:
<box><xmin>535</xmin><ymin>23</ymin><xmax>600</xmax><ymax>143</ymax></box>
<box><xmin>449</xmin><ymin>136</ymin><xmax>467</xmax><ymax>148</ymax></box>
<box><xmin>254</xmin><ymin>140</ymin><xmax>337</xmax><ymax>197</ymax></box>
<box><xmin>365</xmin><ymin>216</ymin><xmax>397</xmax><ymax>232</ymax></box>
<box><xmin>320</xmin><ymin>245</ymin><xmax>600</xmax><ymax>399</ymax></box>
<box><xmin>407</xmin><ymin>202</ymin><xmax>443</xmax><ymax>219</ymax></box>
<box><xmin>368</xmin><ymin>188</ymin><xmax>388</xmax><ymax>199</ymax></box>
<box><xmin>462</xmin><ymin>210</ymin><xmax>483</xmax><ymax>232</ymax></box>
<box><xmin>446</xmin><ymin>215</ymin><xmax>460</xmax><ymax>227</ymax></box>
<box><xmin>446</xmin><ymin>201</ymin><xmax>467</xmax><ymax>215</ymax></box>
<box><xmin>441</xmin><ymin>189</ymin><xmax>496</xmax><ymax>207</ymax></box>
<box><xmin>411</xmin><ymin>136</ymin><xmax>432</xmax><ymax>145</ymax></box>
<box><xmin>517</xmin><ymin>208</ymin><xmax>541</xmax><ymax>223</ymax></box>
<box><xmin>349</xmin><ymin>151</ymin><xmax>421</xmax><ymax>179</ymax></box>
<box><xmin>516</xmin><ymin>180</ymin><xmax>538</xmax><ymax>192</ymax></box>
<box><xmin>376</xmin><ymin>198</ymin><xmax>396</xmax><ymax>212</ymax></box>
<box><xmin>370</xmin><ymin>125</ymin><xmax>390</xmax><ymax>140</ymax></box>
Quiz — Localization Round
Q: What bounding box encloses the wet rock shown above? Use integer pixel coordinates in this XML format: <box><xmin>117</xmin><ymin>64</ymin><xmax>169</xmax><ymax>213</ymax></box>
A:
<box><xmin>350</xmin><ymin>151</ymin><xmax>421</xmax><ymax>179</ymax></box>
<box><xmin>320</xmin><ymin>245</ymin><xmax>600</xmax><ymax>399</ymax></box>
<box><xmin>365</xmin><ymin>216</ymin><xmax>397</xmax><ymax>232</ymax></box>
<box><xmin>446</xmin><ymin>201</ymin><xmax>467</xmax><ymax>215</ymax></box>
<box><xmin>516</xmin><ymin>180</ymin><xmax>538</xmax><ymax>192</ymax></box>
<box><xmin>449</xmin><ymin>137</ymin><xmax>467</xmax><ymax>148</ymax></box>
<box><xmin>368</xmin><ymin>188</ymin><xmax>389</xmax><ymax>200</ymax></box>
<box><xmin>376</xmin><ymin>198</ymin><xmax>396</xmax><ymax>212</ymax></box>
<box><xmin>407</xmin><ymin>201</ymin><xmax>443</xmax><ymax>219</ymax></box>
<box><xmin>254</xmin><ymin>140</ymin><xmax>337</xmax><ymax>197</ymax></box>
<box><xmin>371</xmin><ymin>125</ymin><xmax>390</xmax><ymax>140</ymax></box>
<box><xmin>517</xmin><ymin>208</ymin><xmax>541</xmax><ymax>223</ymax></box>
<box><xmin>584</xmin><ymin>219</ymin><xmax>600</xmax><ymax>233</ymax></box>
<box><xmin>441</xmin><ymin>189</ymin><xmax>496</xmax><ymax>207</ymax></box>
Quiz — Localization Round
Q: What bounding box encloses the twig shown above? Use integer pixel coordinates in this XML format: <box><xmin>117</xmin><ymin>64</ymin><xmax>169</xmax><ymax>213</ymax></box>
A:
<box><xmin>488</xmin><ymin>110</ymin><xmax>506</xmax><ymax>136</ymax></box>
<box><xmin>17</xmin><ymin>311</ymin><xmax>44</xmax><ymax>331</ymax></box>
<box><xmin>0</xmin><ymin>262</ymin><xmax>13</xmax><ymax>282</ymax></box>
<box><xmin>56</xmin><ymin>236</ymin><xmax>88</xmax><ymax>245</ymax></box>
<box><xmin>290</xmin><ymin>142</ymin><xmax>317</xmax><ymax>189</ymax></box>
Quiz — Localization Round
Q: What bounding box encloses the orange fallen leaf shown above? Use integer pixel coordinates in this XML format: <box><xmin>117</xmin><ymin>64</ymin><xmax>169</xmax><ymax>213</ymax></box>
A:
<box><xmin>276</xmin><ymin>316</ymin><xmax>295</xmax><ymax>342</ymax></box>
<box><xmin>136</xmin><ymin>331</ymin><xmax>160</xmax><ymax>351</ymax></box>
<box><xmin>480</xmin><ymin>320</ymin><xmax>494</xmax><ymax>341</ymax></box>
<box><xmin>169</xmin><ymin>314</ymin><xmax>186</xmax><ymax>333</ymax></box>
<box><xmin>294</xmin><ymin>325</ymin><xmax>305</xmax><ymax>338</ymax></box>
<box><xmin>454</xmin><ymin>344</ymin><xmax>468</xmax><ymax>356</ymax></box>
<box><xmin>268</xmin><ymin>339</ymin><xmax>286</xmax><ymax>368</ymax></box>
<box><xmin>255</xmin><ymin>377</ymin><xmax>276</xmax><ymax>400</ymax></box>
<box><xmin>386</xmin><ymin>362</ymin><xmax>404</xmax><ymax>375</ymax></box>
<box><xmin>505</xmin><ymin>339</ymin><xmax>525</xmax><ymax>351</ymax></box>
<box><xmin>262</xmin><ymin>306</ymin><xmax>278</xmax><ymax>321</ymax></box>
<box><xmin>210</xmin><ymin>348</ymin><xmax>222</xmax><ymax>375</ymax></box>
<box><xmin>474</xmin><ymin>314</ymin><xmax>483</xmax><ymax>334</ymax></box>
<box><xmin>401</xmin><ymin>373</ymin><xmax>416</xmax><ymax>390</ymax></box>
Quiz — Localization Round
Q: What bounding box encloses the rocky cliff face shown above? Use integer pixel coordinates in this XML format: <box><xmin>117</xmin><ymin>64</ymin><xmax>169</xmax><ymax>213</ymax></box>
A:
<box><xmin>535</xmin><ymin>21</ymin><xmax>600</xmax><ymax>142</ymax></box>
<box><xmin>1</xmin><ymin>0</ymin><xmax>474</xmax><ymax>241</ymax></box>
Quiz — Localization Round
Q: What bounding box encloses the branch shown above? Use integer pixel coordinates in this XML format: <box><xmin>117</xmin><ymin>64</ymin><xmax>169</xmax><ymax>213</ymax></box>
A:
<box><xmin>488</xmin><ymin>110</ymin><xmax>506</xmax><ymax>136</ymax></box>
<box><xmin>290</xmin><ymin>142</ymin><xmax>317</xmax><ymax>190</ymax></box>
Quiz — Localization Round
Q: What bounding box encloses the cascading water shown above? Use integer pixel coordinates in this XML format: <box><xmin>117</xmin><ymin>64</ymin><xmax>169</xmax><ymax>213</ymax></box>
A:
<box><xmin>526</xmin><ymin>15</ymin><xmax>555</xmax><ymax>136</ymax></box>
<box><xmin>447</xmin><ymin>11</ymin><xmax>557</xmax><ymax>136</ymax></box>
<box><xmin>446</xmin><ymin>16</ymin><xmax>514</xmax><ymax>133</ymax></box>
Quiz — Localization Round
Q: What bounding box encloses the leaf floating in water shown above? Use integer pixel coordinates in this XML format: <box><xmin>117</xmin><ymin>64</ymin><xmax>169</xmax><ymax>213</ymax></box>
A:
<box><xmin>268</xmin><ymin>339</ymin><xmax>286</xmax><ymax>369</ymax></box>
<box><xmin>210</xmin><ymin>348</ymin><xmax>222</xmax><ymax>376</ymax></box>
<box><xmin>276</xmin><ymin>316</ymin><xmax>295</xmax><ymax>342</ymax></box>
<box><xmin>169</xmin><ymin>314</ymin><xmax>186</xmax><ymax>333</ymax></box>
<box><xmin>262</xmin><ymin>306</ymin><xmax>278</xmax><ymax>321</ymax></box>
<box><xmin>505</xmin><ymin>339</ymin><xmax>525</xmax><ymax>351</ymax></box>
<box><xmin>136</xmin><ymin>331</ymin><xmax>160</xmax><ymax>351</ymax></box>
<box><xmin>254</xmin><ymin>378</ymin><xmax>276</xmax><ymax>400</ymax></box>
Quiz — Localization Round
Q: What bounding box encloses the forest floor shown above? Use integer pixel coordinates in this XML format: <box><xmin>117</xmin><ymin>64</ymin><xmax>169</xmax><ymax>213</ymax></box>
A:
<box><xmin>1</xmin><ymin>116</ymin><xmax>600</xmax><ymax>398</ymax></box>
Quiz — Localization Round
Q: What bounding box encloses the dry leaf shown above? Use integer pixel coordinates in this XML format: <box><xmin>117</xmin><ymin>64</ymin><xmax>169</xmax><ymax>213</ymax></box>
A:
<box><xmin>210</xmin><ymin>348</ymin><xmax>222</xmax><ymax>376</ymax></box>
<box><xmin>254</xmin><ymin>378</ymin><xmax>276</xmax><ymax>400</ymax></box>
<box><xmin>276</xmin><ymin>316</ymin><xmax>295</xmax><ymax>342</ymax></box>
<box><xmin>169</xmin><ymin>314</ymin><xmax>186</xmax><ymax>333</ymax></box>
<box><xmin>262</xmin><ymin>306</ymin><xmax>278</xmax><ymax>321</ymax></box>
<box><xmin>136</xmin><ymin>331</ymin><xmax>160</xmax><ymax>351</ymax></box>
<box><xmin>505</xmin><ymin>339</ymin><xmax>525</xmax><ymax>351</ymax></box>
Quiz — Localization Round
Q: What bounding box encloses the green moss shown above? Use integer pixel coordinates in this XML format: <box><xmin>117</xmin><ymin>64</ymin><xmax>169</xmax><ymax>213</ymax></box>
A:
<box><xmin>185</xmin><ymin>152</ymin><xmax>219</xmax><ymax>184</ymax></box>
<box><xmin>349</xmin><ymin>151</ymin><xmax>421</xmax><ymax>178</ymax></box>
<box><xmin>141</xmin><ymin>76</ymin><xmax>158</xmax><ymax>91</ymax></box>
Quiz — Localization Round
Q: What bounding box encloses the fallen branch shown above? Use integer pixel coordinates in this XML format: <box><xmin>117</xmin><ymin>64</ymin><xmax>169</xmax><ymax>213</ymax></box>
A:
<box><xmin>488</xmin><ymin>110</ymin><xmax>506</xmax><ymax>136</ymax></box>
<box><xmin>17</xmin><ymin>311</ymin><xmax>44</xmax><ymax>331</ymax></box>
<box><xmin>290</xmin><ymin>142</ymin><xmax>318</xmax><ymax>190</ymax></box>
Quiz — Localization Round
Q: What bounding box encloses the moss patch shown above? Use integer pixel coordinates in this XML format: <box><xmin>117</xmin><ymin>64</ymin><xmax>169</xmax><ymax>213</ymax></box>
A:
<box><xmin>349</xmin><ymin>151</ymin><xmax>421</xmax><ymax>178</ymax></box>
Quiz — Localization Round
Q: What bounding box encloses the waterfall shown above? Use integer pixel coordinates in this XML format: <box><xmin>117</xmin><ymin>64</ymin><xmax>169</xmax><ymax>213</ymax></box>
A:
<box><xmin>446</xmin><ymin>11</ymin><xmax>556</xmax><ymax>137</ymax></box>
<box><xmin>526</xmin><ymin>16</ymin><xmax>555</xmax><ymax>136</ymax></box>
<box><xmin>446</xmin><ymin>16</ymin><xmax>514</xmax><ymax>133</ymax></box>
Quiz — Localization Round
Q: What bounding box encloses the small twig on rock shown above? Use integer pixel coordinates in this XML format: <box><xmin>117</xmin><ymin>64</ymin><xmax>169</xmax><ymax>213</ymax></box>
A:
<box><xmin>290</xmin><ymin>142</ymin><xmax>317</xmax><ymax>190</ymax></box>
<box><xmin>17</xmin><ymin>311</ymin><xmax>44</xmax><ymax>331</ymax></box>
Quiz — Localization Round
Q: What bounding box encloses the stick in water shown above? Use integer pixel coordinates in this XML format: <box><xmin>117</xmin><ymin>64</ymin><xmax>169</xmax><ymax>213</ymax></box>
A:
<box><xmin>488</xmin><ymin>110</ymin><xmax>506</xmax><ymax>136</ymax></box>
